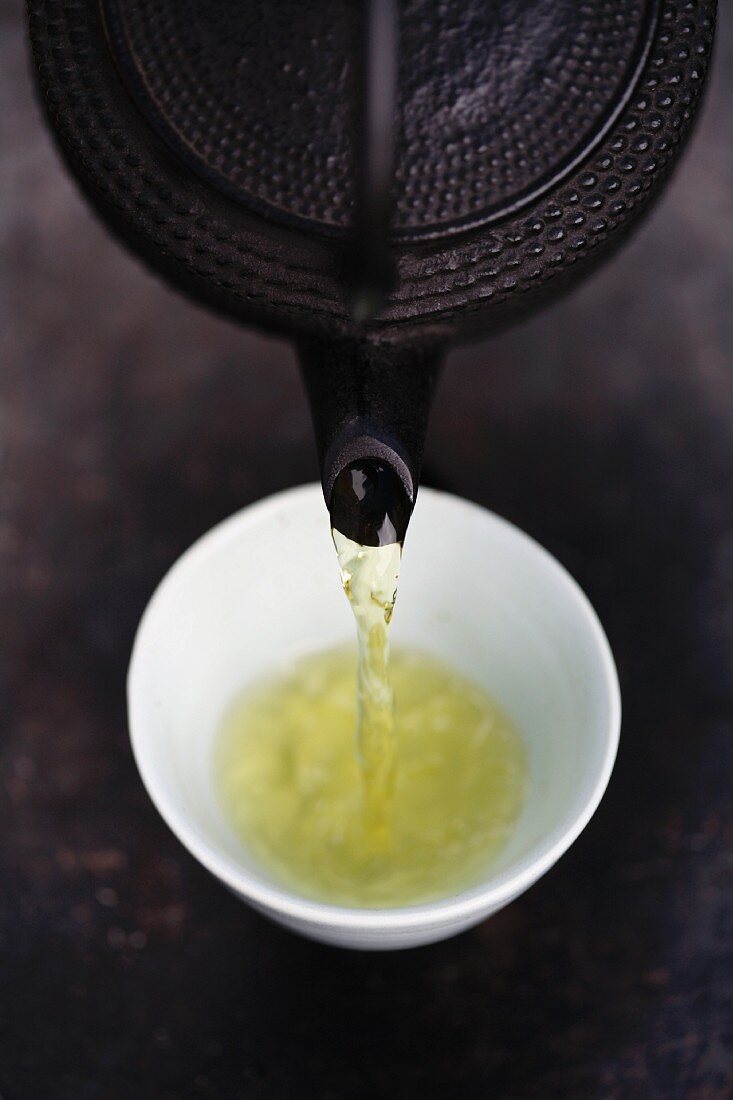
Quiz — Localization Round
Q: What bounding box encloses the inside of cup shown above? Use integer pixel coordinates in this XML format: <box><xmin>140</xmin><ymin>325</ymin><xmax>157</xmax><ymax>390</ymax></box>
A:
<box><xmin>129</xmin><ymin>485</ymin><xmax>617</xmax><ymax>907</ymax></box>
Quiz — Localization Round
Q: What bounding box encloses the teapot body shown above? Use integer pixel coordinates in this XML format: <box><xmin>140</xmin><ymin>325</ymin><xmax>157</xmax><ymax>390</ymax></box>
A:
<box><xmin>27</xmin><ymin>0</ymin><xmax>717</xmax><ymax>346</ymax></box>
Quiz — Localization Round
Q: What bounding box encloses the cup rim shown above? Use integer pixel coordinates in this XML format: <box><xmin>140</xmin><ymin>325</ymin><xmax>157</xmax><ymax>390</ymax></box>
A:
<box><xmin>128</xmin><ymin>483</ymin><xmax>621</xmax><ymax>932</ymax></box>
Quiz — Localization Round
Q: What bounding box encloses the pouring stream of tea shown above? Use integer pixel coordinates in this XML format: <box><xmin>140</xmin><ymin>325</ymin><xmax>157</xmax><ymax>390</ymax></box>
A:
<box><xmin>332</xmin><ymin>530</ymin><xmax>401</xmax><ymax>848</ymax></box>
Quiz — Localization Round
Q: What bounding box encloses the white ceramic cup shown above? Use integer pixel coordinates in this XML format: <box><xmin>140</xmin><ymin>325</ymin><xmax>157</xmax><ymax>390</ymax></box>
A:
<box><xmin>128</xmin><ymin>484</ymin><xmax>620</xmax><ymax>950</ymax></box>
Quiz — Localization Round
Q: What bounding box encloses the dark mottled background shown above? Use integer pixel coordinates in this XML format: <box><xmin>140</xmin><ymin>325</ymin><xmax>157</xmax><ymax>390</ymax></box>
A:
<box><xmin>2</xmin><ymin>2</ymin><xmax>732</xmax><ymax>1097</ymax></box>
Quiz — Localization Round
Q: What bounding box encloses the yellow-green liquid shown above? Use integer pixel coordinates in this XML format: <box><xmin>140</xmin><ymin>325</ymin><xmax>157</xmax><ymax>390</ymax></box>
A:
<box><xmin>331</xmin><ymin>530</ymin><xmax>402</xmax><ymax>849</ymax></box>
<box><xmin>215</xmin><ymin>646</ymin><xmax>527</xmax><ymax>907</ymax></box>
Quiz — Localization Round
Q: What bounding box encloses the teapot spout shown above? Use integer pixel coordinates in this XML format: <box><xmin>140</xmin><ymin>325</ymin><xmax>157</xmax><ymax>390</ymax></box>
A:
<box><xmin>298</xmin><ymin>337</ymin><xmax>442</xmax><ymax>545</ymax></box>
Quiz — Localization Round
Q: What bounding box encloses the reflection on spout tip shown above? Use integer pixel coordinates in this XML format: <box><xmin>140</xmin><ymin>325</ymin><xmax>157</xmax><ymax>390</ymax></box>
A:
<box><xmin>330</xmin><ymin>459</ymin><xmax>412</xmax><ymax>546</ymax></box>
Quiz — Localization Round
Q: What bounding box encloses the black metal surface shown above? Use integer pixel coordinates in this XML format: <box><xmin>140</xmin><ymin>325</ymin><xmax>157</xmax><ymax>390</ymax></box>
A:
<box><xmin>101</xmin><ymin>0</ymin><xmax>657</xmax><ymax>239</ymax></box>
<box><xmin>299</xmin><ymin>335</ymin><xmax>442</xmax><ymax>514</ymax></box>
<box><xmin>348</xmin><ymin>0</ymin><xmax>398</xmax><ymax>321</ymax></box>
<box><xmin>27</xmin><ymin>0</ymin><xmax>716</xmax><ymax>340</ymax></box>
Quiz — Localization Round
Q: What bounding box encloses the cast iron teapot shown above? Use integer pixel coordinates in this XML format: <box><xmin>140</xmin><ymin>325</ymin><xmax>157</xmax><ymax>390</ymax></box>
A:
<box><xmin>27</xmin><ymin>0</ymin><xmax>717</xmax><ymax>541</ymax></box>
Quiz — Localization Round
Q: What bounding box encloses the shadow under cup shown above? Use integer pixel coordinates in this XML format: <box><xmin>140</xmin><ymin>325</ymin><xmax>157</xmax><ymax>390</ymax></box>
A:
<box><xmin>128</xmin><ymin>484</ymin><xmax>620</xmax><ymax>950</ymax></box>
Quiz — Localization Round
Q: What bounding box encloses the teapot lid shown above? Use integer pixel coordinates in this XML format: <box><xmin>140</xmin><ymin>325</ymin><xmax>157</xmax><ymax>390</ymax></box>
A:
<box><xmin>29</xmin><ymin>0</ymin><xmax>716</xmax><ymax>342</ymax></box>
